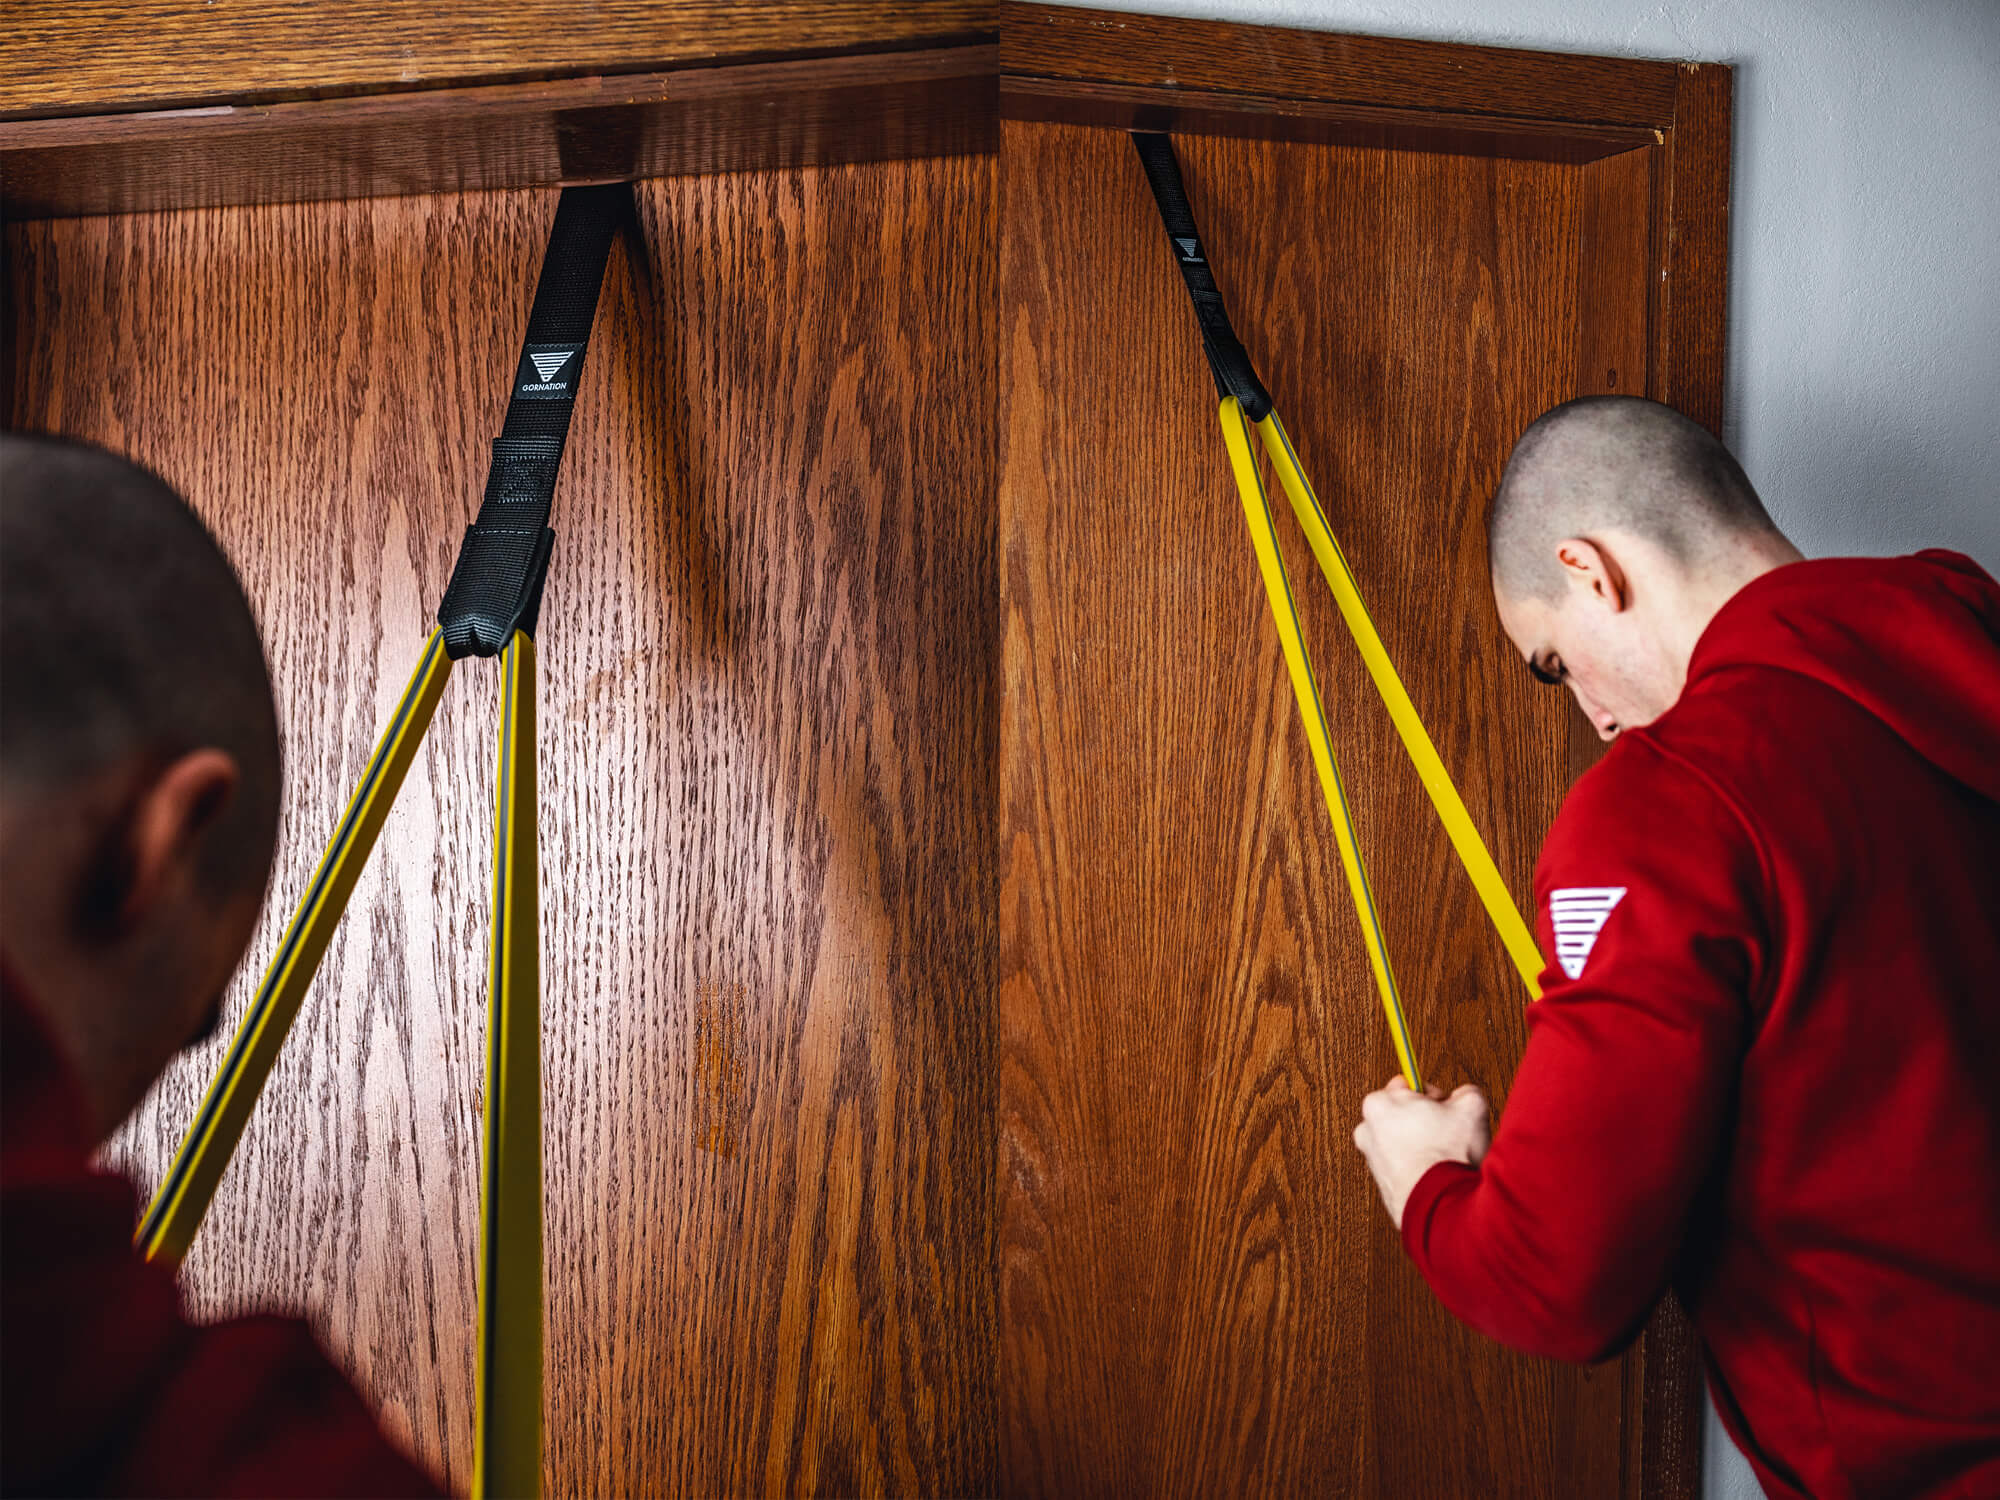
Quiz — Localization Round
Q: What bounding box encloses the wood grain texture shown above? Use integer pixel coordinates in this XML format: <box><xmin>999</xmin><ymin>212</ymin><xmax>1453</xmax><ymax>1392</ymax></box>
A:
<box><xmin>1656</xmin><ymin>64</ymin><xmax>1733</xmax><ymax>437</ymax></box>
<box><xmin>0</xmin><ymin>1</ymin><xmax>996</xmax><ymax>118</ymax></box>
<box><xmin>1001</xmin><ymin>3</ymin><xmax>1682</xmax><ymax>130</ymax></box>
<box><xmin>0</xmin><ymin>47</ymin><xmax>998</xmax><ymax>220</ymax></box>
<box><xmin>2</xmin><ymin>13</ymin><xmax>1730</xmax><ymax>1493</ymax></box>
<box><xmin>1001</xmin><ymin>77</ymin><xmax>1658</xmax><ymax>165</ymax></box>
<box><xmin>6</xmin><ymin>155</ymin><xmax>997</xmax><ymax>1496</ymax></box>
<box><xmin>997</xmin><ymin>118</ymin><xmax>1643</xmax><ymax>1497</ymax></box>
<box><xmin>1575</xmin><ymin>146</ymin><xmax>1655</xmax><ymax>406</ymax></box>
<box><xmin>1637</xmin><ymin>1293</ymin><xmax>1706</xmax><ymax>1500</ymax></box>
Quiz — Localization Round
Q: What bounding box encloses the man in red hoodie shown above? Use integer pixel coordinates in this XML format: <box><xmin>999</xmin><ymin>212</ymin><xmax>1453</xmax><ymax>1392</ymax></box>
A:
<box><xmin>0</xmin><ymin>433</ymin><xmax>442</xmax><ymax>1496</ymax></box>
<box><xmin>1351</xmin><ymin>395</ymin><xmax>2000</xmax><ymax>1498</ymax></box>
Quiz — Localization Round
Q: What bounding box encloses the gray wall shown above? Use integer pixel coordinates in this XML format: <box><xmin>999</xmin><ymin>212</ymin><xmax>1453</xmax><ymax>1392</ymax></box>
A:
<box><xmin>1045</xmin><ymin>1</ymin><xmax>2000</xmax><ymax>1495</ymax></box>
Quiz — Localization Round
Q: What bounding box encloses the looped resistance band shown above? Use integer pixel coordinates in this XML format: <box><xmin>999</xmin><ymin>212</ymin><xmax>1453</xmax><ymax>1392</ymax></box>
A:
<box><xmin>1131</xmin><ymin>133</ymin><xmax>1547</xmax><ymax>1090</ymax></box>
<box><xmin>136</xmin><ymin>183</ymin><xmax>623</xmax><ymax>1500</ymax></box>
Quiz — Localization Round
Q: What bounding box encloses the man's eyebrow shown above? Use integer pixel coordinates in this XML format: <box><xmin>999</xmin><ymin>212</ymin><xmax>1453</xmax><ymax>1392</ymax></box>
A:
<box><xmin>1527</xmin><ymin>655</ymin><xmax>1564</xmax><ymax>686</ymax></box>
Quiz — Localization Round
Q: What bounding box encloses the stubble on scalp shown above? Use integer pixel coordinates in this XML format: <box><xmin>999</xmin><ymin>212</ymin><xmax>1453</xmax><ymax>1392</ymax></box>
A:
<box><xmin>0</xmin><ymin>433</ymin><xmax>282</xmax><ymax>913</ymax></box>
<box><xmin>1487</xmin><ymin>396</ymin><xmax>1777</xmax><ymax>604</ymax></box>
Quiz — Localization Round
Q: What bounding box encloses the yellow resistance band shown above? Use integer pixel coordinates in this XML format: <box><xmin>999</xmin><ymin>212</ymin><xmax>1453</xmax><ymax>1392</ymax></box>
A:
<box><xmin>1220</xmin><ymin>396</ymin><xmax>1546</xmax><ymax>1084</ymax></box>
<box><xmin>475</xmin><ymin>630</ymin><xmax>544</xmax><ymax>1500</ymax></box>
<box><xmin>136</xmin><ymin>625</ymin><xmax>546</xmax><ymax>1499</ymax></box>
<box><xmin>1222</xmin><ymin>402</ymin><xmax>1424</xmax><ymax>1089</ymax></box>
<box><xmin>136</xmin><ymin>631</ymin><xmax>456</xmax><ymax>1266</ymax></box>
<box><xmin>1253</xmin><ymin>407</ymin><xmax>1546</xmax><ymax>1002</ymax></box>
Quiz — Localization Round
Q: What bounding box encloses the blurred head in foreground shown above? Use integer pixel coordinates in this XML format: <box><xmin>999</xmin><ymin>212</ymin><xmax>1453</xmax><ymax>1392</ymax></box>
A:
<box><xmin>1</xmin><ymin>433</ymin><xmax>280</xmax><ymax>1141</ymax></box>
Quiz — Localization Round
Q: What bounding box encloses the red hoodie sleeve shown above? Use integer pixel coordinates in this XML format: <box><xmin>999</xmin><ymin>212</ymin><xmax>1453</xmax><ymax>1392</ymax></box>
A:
<box><xmin>1</xmin><ymin>980</ymin><xmax>444</xmax><ymax>1499</ymax></box>
<box><xmin>3</xmin><ymin>1167</ymin><xmax>444</xmax><ymax>1497</ymax></box>
<box><xmin>1399</xmin><ymin>736</ymin><xmax>1766</xmax><ymax>1362</ymax></box>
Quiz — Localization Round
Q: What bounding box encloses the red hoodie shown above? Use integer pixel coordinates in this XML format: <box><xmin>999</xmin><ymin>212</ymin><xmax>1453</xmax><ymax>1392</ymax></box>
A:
<box><xmin>0</xmin><ymin>967</ymin><xmax>443</xmax><ymax>1497</ymax></box>
<box><xmin>1402</xmin><ymin>550</ymin><xmax>2000</xmax><ymax>1499</ymax></box>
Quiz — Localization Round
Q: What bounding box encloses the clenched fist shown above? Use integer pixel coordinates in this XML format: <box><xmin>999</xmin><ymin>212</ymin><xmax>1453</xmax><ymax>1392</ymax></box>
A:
<box><xmin>1352</xmin><ymin>1076</ymin><xmax>1491</xmax><ymax>1229</ymax></box>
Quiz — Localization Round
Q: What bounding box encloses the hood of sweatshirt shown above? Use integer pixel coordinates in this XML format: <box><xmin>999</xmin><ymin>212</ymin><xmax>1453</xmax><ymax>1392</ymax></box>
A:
<box><xmin>1683</xmin><ymin>548</ymin><xmax>2000</xmax><ymax>804</ymax></box>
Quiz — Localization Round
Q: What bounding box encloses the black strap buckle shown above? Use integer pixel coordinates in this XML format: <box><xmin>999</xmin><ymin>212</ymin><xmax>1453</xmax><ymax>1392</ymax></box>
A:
<box><xmin>436</xmin><ymin>183</ymin><xmax>624</xmax><ymax>658</ymax></box>
<box><xmin>1130</xmin><ymin>132</ymin><xmax>1273</xmax><ymax>421</ymax></box>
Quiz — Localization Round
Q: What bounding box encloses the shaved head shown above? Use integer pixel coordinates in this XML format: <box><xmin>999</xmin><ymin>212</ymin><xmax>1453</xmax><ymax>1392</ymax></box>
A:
<box><xmin>1</xmin><ymin>433</ymin><xmax>280</xmax><ymax>904</ymax></box>
<box><xmin>1489</xmin><ymin>396</ymin><xmax>1777</xmax><ymax>604</ymax></box>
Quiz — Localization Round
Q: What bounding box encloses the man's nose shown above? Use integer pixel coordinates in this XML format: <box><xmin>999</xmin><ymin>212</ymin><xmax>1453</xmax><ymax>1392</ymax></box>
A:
<box><xmin>1569</xmin><ymin>682</ymin><xmax>1619</xmax><ymax>741</ymax></box>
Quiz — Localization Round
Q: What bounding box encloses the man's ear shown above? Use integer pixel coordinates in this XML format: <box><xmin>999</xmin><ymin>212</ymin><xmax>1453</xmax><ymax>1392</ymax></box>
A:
<box><xmin>1553</xmin><ymin>537</ymin><xmax>1630</xmax><ymax>612</ymax></box>
<box><xmin>115</xmin><ymin>749</ymin><xmax>241</xmax><ymax>928</ymax></box>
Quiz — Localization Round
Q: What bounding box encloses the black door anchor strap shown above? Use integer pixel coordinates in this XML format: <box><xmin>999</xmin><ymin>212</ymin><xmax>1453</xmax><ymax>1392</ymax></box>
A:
<box><xmin>438</xmin><ymin>182</ymin><xmax>623</xmax><ymax>657</ymax></box>
<box><xmin>1130</xmin><ymin>131</ymin><xmax>1273</xmax><ymax>421</ymax></box>
<box><xmin>136</xmin><ymin>182</ymin><xmax>624</xmax><ymax>1500</ymax></box>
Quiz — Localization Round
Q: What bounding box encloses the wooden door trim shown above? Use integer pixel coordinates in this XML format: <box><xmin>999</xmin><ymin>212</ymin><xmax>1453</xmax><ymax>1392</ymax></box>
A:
<box><xmin>0</xmin><ymin>2</ymin><xmax>997</xmax><ymax>120</ymax></box>
<box><xmin>1003</xmin><ymin>4</ymin><xmax>1681</xmax><ymax>131</ymax></box>
<box><xmin>1001</xmin><ymin>2</ymin><xmax>1729</xmax><ymax>434</ymax></box>
<box><xmin>1003</xmin><ymin>8</ymin><xmax>1730</xmax><ymax>1498</ymax></box>
<box><xmin>1654</xmin><ymin>62</ymin><xmax>1733</xmax><ymax>437</ymax></box>
<box><xmin>0</xmin><ymin>42</ymin><xmax>998</xmax><ymax>220</ymax></box>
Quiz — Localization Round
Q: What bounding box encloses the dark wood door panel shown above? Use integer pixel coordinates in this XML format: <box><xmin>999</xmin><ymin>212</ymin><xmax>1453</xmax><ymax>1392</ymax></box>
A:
<box><xmin>998</xmin><ymin>118</ymin><xmax>1633</xmax><ymax>1497</ymax></box>
<box><xmin>6</xmin><ymin>154</ymin><xmax>997</xmax><ymax>1498</ymax></box>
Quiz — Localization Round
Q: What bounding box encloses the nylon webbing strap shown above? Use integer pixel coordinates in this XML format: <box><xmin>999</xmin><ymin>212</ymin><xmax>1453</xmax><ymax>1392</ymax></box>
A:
<box><xmin>438</xmin><ymin>183</ymin><xmax>621</xmax><ymax>658</ymax></box>
<box><xmin>1131</xmin><ymin>133</ymin><xmax>1272</xmax><ymax>419</ymax></box>
<box><xmin>1132</xmin><ymin>130</ymin><xmax>1548</xmax><ymax>1088</ymax></box>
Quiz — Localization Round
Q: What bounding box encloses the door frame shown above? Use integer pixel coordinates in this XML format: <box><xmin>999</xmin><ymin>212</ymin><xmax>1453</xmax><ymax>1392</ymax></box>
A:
<box><xmin>1002</xmin><ymin>7</ymin><xmax>1729</xmax><ymax>1496</ymax></box>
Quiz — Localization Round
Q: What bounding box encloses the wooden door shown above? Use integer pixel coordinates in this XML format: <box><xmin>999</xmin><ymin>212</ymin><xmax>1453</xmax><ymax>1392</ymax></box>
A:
<box><xmin>997</xmin><ymin>119</ymin><xmax>1652</xmax><ymax>1497</ymax></box>
<box><xmin>6</xmin><ymin>8</ymin><xmax>1728</xmax><ymax>1495</ymax></box>
<box><xmin>5</xmin><ymin>154</ymin><xmax>997</xmax><ymax>1496</ymax></box>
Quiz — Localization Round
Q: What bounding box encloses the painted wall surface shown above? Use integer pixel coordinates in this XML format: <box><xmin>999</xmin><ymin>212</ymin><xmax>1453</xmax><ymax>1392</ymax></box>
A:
<box><xmin>1046</xmin><ymin>2</ymin><xmax>2000</xmax><ymax>1497</ymax></box>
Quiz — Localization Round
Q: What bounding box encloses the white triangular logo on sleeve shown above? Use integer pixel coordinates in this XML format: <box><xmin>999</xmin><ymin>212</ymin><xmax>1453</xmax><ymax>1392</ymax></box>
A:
<box><xmin>529</xmin><ymin>350</ymin><xmax>573</xmax><ymax>381</ymax></box>
<box><xmin>1549</xmin><ymin>887</ymin><xmax>1627</xmax><ymax>980</ymax></box>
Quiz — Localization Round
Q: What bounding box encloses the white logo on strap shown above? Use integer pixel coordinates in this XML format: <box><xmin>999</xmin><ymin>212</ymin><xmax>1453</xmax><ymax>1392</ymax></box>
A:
<box><xmin>529</xmin><ymin>350</ymin><xmax>573</xmax><ymax>381</ymax></box>
<box><xmin>1548</xmin><ymin>887</ymin><xmax>1627</xmax><ymax>980</ymax></box>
